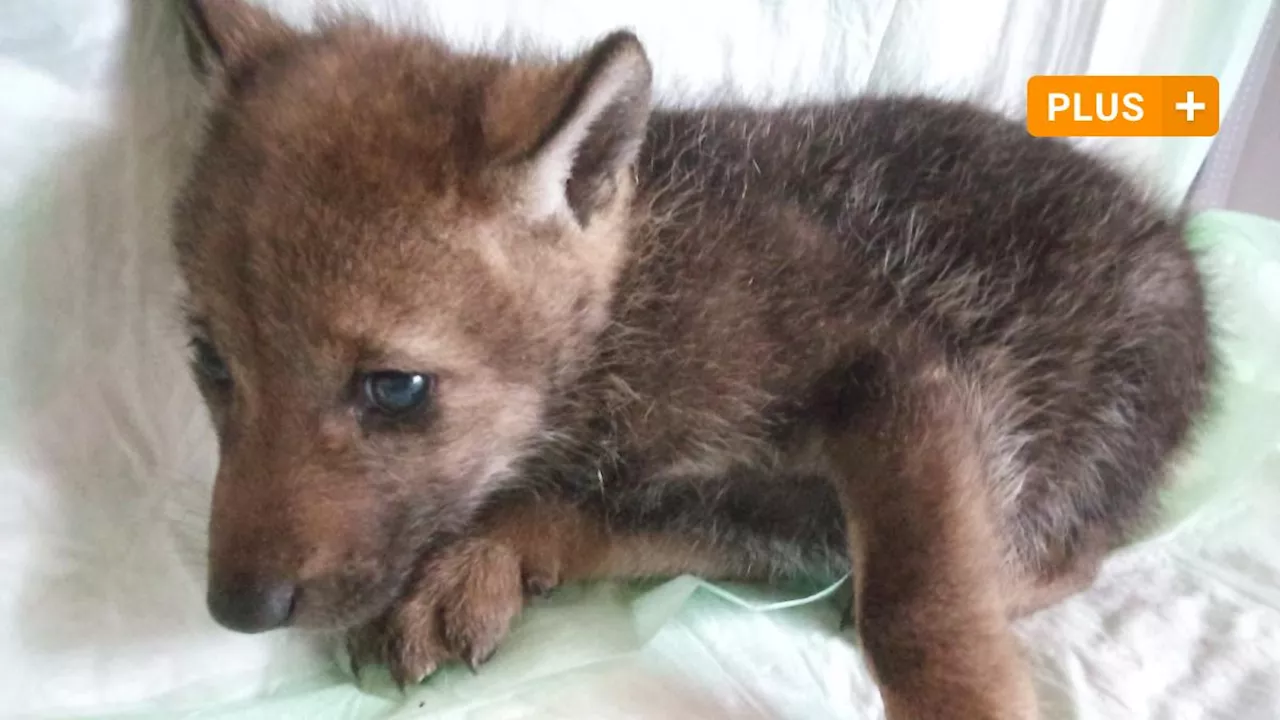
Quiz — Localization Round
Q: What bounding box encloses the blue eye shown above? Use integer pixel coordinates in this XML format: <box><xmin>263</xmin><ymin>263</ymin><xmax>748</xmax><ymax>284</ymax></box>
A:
<box><xmin>363</xmin><ymin>371</ymin><xmax>433</xmax><ymax>415</ymax></box>
<box><xmin>191</xmin><ymin>338</ymin><xmax>232</xmax><ymax>387</ymax></box>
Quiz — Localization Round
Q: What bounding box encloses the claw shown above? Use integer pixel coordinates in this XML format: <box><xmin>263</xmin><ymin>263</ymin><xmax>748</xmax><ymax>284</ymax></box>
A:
<box><xmin>839</xmin><ymin>596</ymin><xmax>856</xmax><ymax>632</ymax></box>
<box><xmin>345</xmin><ymin>636</ymin><xmax>367</xmax><ymax>683</ymax></box>
<box><xmin>523</xmin><ymin>574</ymin><xmax>555</xmax><ymax>599</ymax></box>
<box><xmin>466</xmin><ymin>646</ymin><xmax>496</xmax><ymax>673</ymax></box>
<box><xmin>391</xmin><ymin>657</ymin><xmax>438</xmax><ymax>690</ymax></box>
<box><xmin>388</xmin><ymin>658</ymin><xmax>408</xmax><ymax>693</ymax></box>
<box><xmin>414</xmin><ymin>661</ymin><xmax>438</xmax><ymax>685</ymax></box>
<box><xmin>384</xmin><ymin>634</ymin><xmax>410</xmax><ymax>693</ymax></box>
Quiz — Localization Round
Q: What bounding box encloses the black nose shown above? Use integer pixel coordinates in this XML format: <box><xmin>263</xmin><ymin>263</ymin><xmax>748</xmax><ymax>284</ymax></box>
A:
<box><xmin>207</xmin><ymin>574</ymin><xmax>297</xmax><ymax>633</ymax></box>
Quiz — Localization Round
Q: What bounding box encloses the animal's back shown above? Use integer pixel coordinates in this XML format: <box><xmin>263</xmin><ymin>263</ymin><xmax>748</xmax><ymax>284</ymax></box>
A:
<box><xmin>611</xmin><ymin>95</ymin><xmax>1212</xmax><ymax>575</ymax></box>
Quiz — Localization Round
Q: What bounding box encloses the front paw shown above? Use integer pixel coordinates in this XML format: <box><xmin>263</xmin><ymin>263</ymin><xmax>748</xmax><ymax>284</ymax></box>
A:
<box><xmin>346</xmin><ymin>538</ymin><xmax>553</xmax><ymax>687</ymax></box>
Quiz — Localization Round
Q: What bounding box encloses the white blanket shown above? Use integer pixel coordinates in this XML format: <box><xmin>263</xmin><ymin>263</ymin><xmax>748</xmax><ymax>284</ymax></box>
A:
<box><xmin>0</xmin><ymin>1</ymin><xmax>1274</xmax><ymax>717</ymax></box>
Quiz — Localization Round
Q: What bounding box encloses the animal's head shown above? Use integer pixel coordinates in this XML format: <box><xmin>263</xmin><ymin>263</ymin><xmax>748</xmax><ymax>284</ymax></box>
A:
<box><xmin>172</xmin><ymin>0</ymin><xmax>651</xmax><ymax>633</ymax></box>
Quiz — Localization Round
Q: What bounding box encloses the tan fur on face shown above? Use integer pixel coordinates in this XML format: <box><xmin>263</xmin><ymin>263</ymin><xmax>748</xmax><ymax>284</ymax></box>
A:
<box><xmin>175</xmin><ymin>11</ymin><xmax>651</xmax><ymax>629</ymax></box>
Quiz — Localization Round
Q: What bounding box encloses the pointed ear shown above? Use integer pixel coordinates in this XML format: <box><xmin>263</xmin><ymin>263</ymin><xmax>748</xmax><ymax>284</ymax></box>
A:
<box><xmin>523</xmin><ymin>32</ymin><xmax>653</xmax><ymax>225</ymax></box>
<box><xmin>180</xmin><ymin>0</ymin><xmax>294</xmax><ymax>77</ymax></box>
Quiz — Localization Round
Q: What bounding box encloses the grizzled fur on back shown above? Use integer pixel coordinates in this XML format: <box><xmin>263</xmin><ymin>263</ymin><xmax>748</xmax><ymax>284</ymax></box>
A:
<box><xmin>540</xmin><ymin>97</ymin><xmax>1212</xmax><ymax>579</ymax></box>
<box><xmin>174</xmin><ymin>3</ymin><xmax>1210</xmax><ymax>714</ymax></box>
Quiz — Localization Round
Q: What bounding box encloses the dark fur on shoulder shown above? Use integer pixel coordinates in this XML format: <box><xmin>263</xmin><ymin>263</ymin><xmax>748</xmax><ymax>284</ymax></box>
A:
<box><xmin>173</xmin><ymin>2</ymin><xmax>1211</xmax><ymax>716</ymax></box>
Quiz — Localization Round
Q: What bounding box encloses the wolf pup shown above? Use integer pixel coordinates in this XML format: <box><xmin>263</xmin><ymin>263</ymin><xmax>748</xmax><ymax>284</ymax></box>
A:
<box><xmin>173</xmin><ymin>1</ymin><xmax>1211</xmax><ymax>717</ymax></box>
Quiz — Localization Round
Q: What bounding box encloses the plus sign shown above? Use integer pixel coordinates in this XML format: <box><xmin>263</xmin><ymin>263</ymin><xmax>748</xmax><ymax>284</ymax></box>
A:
<box><xmin>1175</xmin><ymin>90</ymin><xmax>1206</xmax><ymax>122</ymax></box>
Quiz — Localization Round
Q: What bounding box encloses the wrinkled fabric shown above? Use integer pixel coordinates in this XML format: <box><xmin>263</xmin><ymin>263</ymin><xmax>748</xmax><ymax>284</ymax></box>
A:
<box><xmin>0</xmin><ymin>1</ymin><xmax>1273</xmax><ymax>718</ymax></box>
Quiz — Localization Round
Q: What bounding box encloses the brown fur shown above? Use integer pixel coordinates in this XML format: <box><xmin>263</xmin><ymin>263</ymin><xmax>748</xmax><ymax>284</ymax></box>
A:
<box><xmin>173</xmin><ymin>2</ymin><xmax>1213</xmax><ymax>718</ymax></box>
<box><xmin>346</xmin><ymin>498</ymin><xmax>754</xmax><ymax>685</ymax></box>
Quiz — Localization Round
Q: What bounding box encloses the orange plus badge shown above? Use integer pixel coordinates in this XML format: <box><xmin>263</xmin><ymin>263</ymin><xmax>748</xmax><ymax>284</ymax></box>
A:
<box><xmin>1026</xmin><ymin>75</ymin><xmax>1219</xmax><ymax>137</ymax></box>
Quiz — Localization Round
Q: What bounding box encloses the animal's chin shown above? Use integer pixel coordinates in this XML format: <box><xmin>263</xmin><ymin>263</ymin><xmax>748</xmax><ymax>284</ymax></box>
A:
<box><xmin>286</xmin><ymin>498</ymin><xmax>481</xmax><ymax>632</ymax></box>
<box><xmin>293</xmin><ymin>589</ymin><xmax>396</xmax><ymax>627</ymax></box>
<box><xmin>290</xmin><ymin>571</ymin><xmax>409</xmax><ymax>627</ymax></box>
<box><xmin>288</xmin><ymin>548</ymin><xmax>423</xmax><ymax>632</ymax></box>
